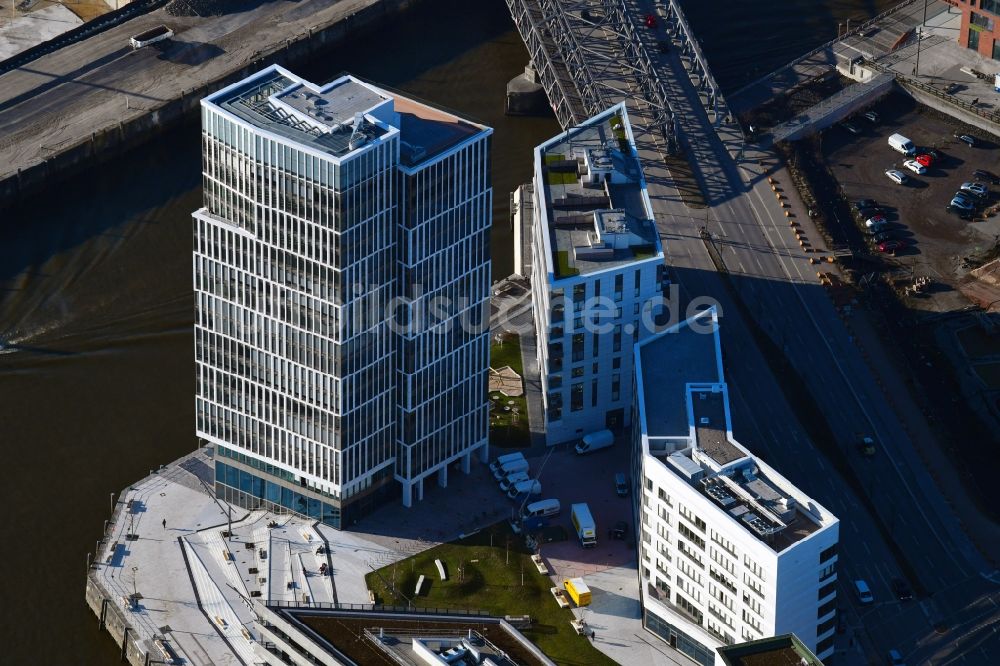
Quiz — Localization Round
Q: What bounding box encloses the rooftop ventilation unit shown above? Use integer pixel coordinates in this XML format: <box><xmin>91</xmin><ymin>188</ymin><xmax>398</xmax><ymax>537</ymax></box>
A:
<box><xmin>348</xmin><ymin>112</ymin><xmax>367</xmax><ymax>150</ymax></box>
<box><xmin>699</xmin><ymin>417</ymin><xmax>710</xmax><ymax>425</ymax></box>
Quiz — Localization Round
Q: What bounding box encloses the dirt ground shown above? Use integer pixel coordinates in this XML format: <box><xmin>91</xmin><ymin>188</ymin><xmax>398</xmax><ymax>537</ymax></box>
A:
<box><xmin>822</xmin><ymin>92</ymin><xmax>1000</xmax><ymax>314</ymax></box>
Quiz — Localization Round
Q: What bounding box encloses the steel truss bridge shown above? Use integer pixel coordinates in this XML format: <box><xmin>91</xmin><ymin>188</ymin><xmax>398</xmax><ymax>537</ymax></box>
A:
<box><xmin>506</xmin><ymin>0</ymin><xmax>729</xmax><ymax>155</ymax></box>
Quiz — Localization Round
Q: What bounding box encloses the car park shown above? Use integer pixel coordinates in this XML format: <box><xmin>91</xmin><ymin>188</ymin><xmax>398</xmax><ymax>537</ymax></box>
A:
<box><xmin>960</xmin><ymin>182</ymin><xmax>988</xmax><ymax>198</ymax></box>
<box><xmin>955</xmin><ymin>132</ymin><xmax>976</xmax><ymax>147</ymax></box>
<box><xmin>863</xmin><ymin>110</ymin><xmax>880</xmax><ymax>123</ymax></box>
<box><xmin>885</xmin><ymin>169</ymin><xmax>907</xmax><ymax>185</ymax></box>
<box><xmin>878</xmin><ymin>239</ymin><xmax>906</xmax><ymax>253</ymax></box>
<box><xmin>841</xmin><ymin>121</ymin><xmax>862</xmax><ymax>135</ymax></box>
<box><xmin>973</xmin><ymin>169</ymin><xmax>1000</xmax><ymax>184</ymax></box>
<box><xmin>891</xmin><ymin>578</ymin><xmax>913</xmax><ymax>601</ymax></box>
<box><xmin>903</xmin><ymin>159</ymin><xmax>926</xmax><ymax>175</ymax></box>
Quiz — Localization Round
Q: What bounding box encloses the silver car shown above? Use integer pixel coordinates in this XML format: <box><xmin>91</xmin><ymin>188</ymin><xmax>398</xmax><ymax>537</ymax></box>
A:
<box><xmin>960</xmin><ymin>181</ymin><xmax>988</xmax><ymax>198</ymax></box>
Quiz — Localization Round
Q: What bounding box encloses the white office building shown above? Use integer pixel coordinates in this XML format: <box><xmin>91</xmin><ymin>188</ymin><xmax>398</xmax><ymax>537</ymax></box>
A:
<box><xmin>193</xmin><ymin>65</ymin><xmax>492</xmax><ymax>528</ymax></box>
<box><xmin>632</xmin><ymin>308</ymin><xmax>839</xmax><ymax>665</ymax></box>
<box><xmin>526</xmin><ymin>103</ymin><xmax>668</xmax><ymax>445</ymax></box>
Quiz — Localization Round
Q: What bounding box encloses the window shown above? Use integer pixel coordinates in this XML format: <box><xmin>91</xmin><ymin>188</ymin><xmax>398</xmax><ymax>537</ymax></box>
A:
<box><xmin>614</xmin><ymin>274</ymin><xmax>623</xmax><ymax>300</ymax></box>
<box><xmin>678</xmin><ymin>522</ymin><xmax>705</xmax><ymax>550</ymax></box>
<box><xmin>572</xmin><ymin>366</ymin><xmax>585</xmax><ymax>378</ymax></box>
<box><xmin>819</xmin><ymin>563</ymin><xmax>836</xmax><ymax>581</ymax></box>
<box><xmin>818</xmin><ymin>581</ymin><xmax>836</xmax><ymax>600</ymax></box>
<box><xmin>613</xmin><ymin>356</ymin><xmax>621</xmax><ymax>370</ymax></box>
<box><xmin>591</xmin><ymin>380</ymin><xmax>598</xmax><ymax>407</ymax></box>
<box><xmin>816</xmin><ymin>636</ymin><xmax>834</xmax><ymax>655</ymax></box>
<box><xmin>680</xmin><ymin>505</ymin><xmax>707</xmax><ymax>532</ymax></box>
<box><xmin>820</xmin><ymin>544</ymin><xmax>837</xmax><ymax>563</ymax></box>
<box><xmin>571</xmin><ymin>383</ymin><xmax>584</xmax><ymax>411</ymax></box>
<box><xmin>969</xmin><ymin>26</ymin><xmax>981</xmax><ymax>50</ymax></box>
<box><xmin>613</xmin><ymin>324</ymin><xmax>622</xmax><ymax>352</ymax></box>
<box><xmin>971</xmin><ymin>11</ymin><xmax>994</xmax><ymax>30</ymax></box>
<box><xmin>611</xmin><ymin>374</ymin><xmax>621</xmax><ymax>401</ymax></box>
<box><xmin>817</xmin><ymin>616</ymin><xmax>837</xmax><ymax>636</ymax></box>
<box><xmin>572</xmin><ymin>333</ymin><xmax>584</xmax><ymax>362</ymax></box>
<box><xmin>817</xmin><ymin>598</ymin><xmax>836</xmax><ymax>619</ymax></box>
<box><xmin>982</xmin><ymin>0</ymin><xmax>999</xmax><ymax>15</ymax></box>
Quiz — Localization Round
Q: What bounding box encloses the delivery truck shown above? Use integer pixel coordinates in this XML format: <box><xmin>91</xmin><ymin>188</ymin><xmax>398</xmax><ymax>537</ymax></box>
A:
<box><xmin>563</xmin><ymin>577</ymin><xmax>591</xmax><ymax>606</ymax></box>
<box><xmin>571</xmin><ymin>502</ymin><xmax>597</xmax><ymax>548</ymax></box>
<box><xmin>574</xmin><ymin>429</ymin><xmax>614</xmax><ymax>455</ymax></box>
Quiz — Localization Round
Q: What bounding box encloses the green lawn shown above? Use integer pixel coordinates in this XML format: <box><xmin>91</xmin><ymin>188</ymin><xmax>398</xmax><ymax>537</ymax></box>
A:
<box><xmin>491</xmin><ymin>333</ymin><xmax>524</xmax><ymax>375</ymax></box>
<box><xmin>365</xmin><ymin>524</ymin><xmax>616</xmax><ymax>666</ymax></box>
<box><xmin>555</xmin><ymin>250</ymin><xmax>579</xmax><ymax>278</ymax></box>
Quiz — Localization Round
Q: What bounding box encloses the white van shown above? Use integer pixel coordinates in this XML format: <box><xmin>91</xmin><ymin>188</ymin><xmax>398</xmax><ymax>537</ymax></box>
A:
<box><xmin>888</xmin><ymin>133</ymin><xmax>916</xmax><ymax>156</ymax></box>
<box><xmin>492</xmin><ymin>458</ymin><xmax>529</xmax><ymax>481</ymax></box>
<box><xmin>854</xmin><ymin>579</ymin><xmax>874</xmax><ymax>604</ymax></box>
<box><xmin>499</xmin><ymin>471</ymin><xmax>529</xmax><ymax>492</ymax></box>
<box><xmin>489</xmin><ymin>452</ymin><xmax>525</xmax><ymax>474</ymax></box>
<box><xmin>523</xmin><ymin>499</ymin><xmax>561</xmax><ymax>519</ymax></box>
<box><xmin>575</xmin><ymin>429</ymin><xmax>615</xmax><ymax>455</ymax></box>
<box><xmin>506</xmin><ymin>479</ymin><xmax>541</xmax><ymax>500</ymax></box>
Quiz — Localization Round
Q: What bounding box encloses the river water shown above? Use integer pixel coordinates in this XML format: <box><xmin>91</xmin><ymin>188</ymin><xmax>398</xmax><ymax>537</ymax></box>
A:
<box><xmin>0</xmin><ymin>0</ymin><xmax>892</xmax><ymax>661</ymax></box>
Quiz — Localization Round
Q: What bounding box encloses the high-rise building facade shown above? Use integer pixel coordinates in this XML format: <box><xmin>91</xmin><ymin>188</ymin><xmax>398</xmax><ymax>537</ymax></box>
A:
<box><xmin>194</xmin><ymin>65</ymin><xmax>492</xmax><ymax>528</ymax></box>
<box><xmin>632</xmin><ymin>309</ymin><xmax>839</xmax><ymax>665</ymax></box>
<box><xmin>527</xmin><ymin>103</ymin><xmax>668</xmax><ymax>445</ymax></box>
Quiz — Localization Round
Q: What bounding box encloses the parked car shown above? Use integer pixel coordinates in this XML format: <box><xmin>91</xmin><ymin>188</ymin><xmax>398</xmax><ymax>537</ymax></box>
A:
<box><xmin>644</xmin><ymin>13</ymin><xmax>657</xmax><ymax>28</ymax></box>
<box><xmin>960</xmin><ymin>181</ymin><xmax>988</xmax><ymax>198</ymax></box>
<box><xmin>925</xmin><ymin>149</ymin><xmax>941</xmax><ymax>162</ymax></box>
<box><xmin>873</xmin><ymin>231</ymin><xmax>898</xmax><ymax>244</ymax></box>
<box><xmin>841</xmin><ymin>121</ymin><xmax>862</xmax><ymax>135</ymax></box>
<box><xmin>857</xmin><ymin>206</ymin><xmax>883</xmax><ymax>219</ymax></box>
<box><xmin>955</xmin><ymin>132</ymin><xmax>977</xmax><ymax>147</ymax></box>
<box><xmin>854</xmin><ymin>579</ymin><xmax>875</xmax><ymax>604</ymax></box>
<box><xmin>973</xmin><ymin>169</ymin><xmax>1000</xmax><ymax>185</ymax></box>
<box><xmin>914</xmin><ymin>153</ymin><xmax>934</xmax><ymax>167</ymax></box>
<box><xmin>878</xmin><ymin>239</ymin><xmax>906</xmax><ymax>253</ymax></box>
<box><xmin>858</xmin><ymin>436</ymin><xmax>876</xmax><ymax>457</ymax></box>
<box><xmin>854</xmin><ymin>198</ymin><xmax>880</xmax><ymax>211</ymax></box>
<box><xmin>614</xmin><ymin>472</ymin><xmax>629</xmax><ymax>497</ymax></box>
<box><xmin>951</xmin><ymin>194</ymin><xmax>976</xmax><ymax>211</ymax></box>
<box><xmin>903</xmin><ymin>159</ymin><xmax>926</xmax><ymax>175</ymax></box>
<box><xmin>865</xmin><ymin>214</ymin><xmax>887</xmax><ymax>228</ymax></box>
<box><xmin>891</xmin><ymin>578</ymin><xmax>913</xmax><ymax>601</ymax></box>
<box><xmin>863</xmin><ymin>110</ymin><xmax>880</xmax><ymax>123</ymax></box>
<box><xmin>885</xmin><ymin>169</ymin><xmax>907</xmax><ymax>185</ymax></box>
<box><xmin>887</xmin><ymin>649</ymin><xmax>907</xmax><ymax>666</ymax></box>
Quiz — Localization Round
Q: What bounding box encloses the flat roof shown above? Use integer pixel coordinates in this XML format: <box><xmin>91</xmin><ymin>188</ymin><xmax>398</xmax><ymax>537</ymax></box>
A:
<box><xmin>717</xmin><ymin>633</ymin><xmax>825</xmax><ymax>665</ymax></box>
<box><xmin>534</xmin><ymin>104</ymin><xmax>662</xmax><ymax>278</ymax></box>
<box><xmin>206</xmin><ymin>65</ymin><xmax>488</xmax><ymax>166</ymax></box>
<box><xmin>636</xmin><ymin>310</ymin><xmax>831</xmax><ymax>551</ymax></box>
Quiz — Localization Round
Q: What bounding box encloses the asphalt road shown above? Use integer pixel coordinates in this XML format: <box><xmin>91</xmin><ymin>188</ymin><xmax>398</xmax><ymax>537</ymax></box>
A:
<box><xmin>554</xmin><ymin>0</ymin><xmax>1000</xmax><ymax>662</ymax></box>
<box><xmin>0</xmin><ymin>0</ymin><xmax>380</xmax><ymax>180</ymax></box>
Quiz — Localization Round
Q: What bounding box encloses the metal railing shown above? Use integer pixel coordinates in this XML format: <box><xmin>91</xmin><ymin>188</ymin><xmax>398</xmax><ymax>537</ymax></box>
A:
<box><xmin>266</xmin><ymin>600</ymin><xmax>492</xmax><ymax>616</ymax></box>
<box><xmin>863</xmin><ymin>58</ymin><xmax>1000</xmax><ymax>125</ymax></box>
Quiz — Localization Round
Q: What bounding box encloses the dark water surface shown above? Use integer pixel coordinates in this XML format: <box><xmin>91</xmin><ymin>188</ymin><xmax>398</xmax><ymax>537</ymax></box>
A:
<box><xmin>0</xmin><ymin>0</ymin><xmax>892</xmax><ymax>661</ymax></box>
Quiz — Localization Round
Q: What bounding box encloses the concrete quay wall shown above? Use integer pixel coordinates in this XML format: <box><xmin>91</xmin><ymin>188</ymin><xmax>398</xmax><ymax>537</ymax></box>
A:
<box><xmin>0</xmin><ymin>0</ymin><xmax>419</xmax><ymax>208</ymax></box>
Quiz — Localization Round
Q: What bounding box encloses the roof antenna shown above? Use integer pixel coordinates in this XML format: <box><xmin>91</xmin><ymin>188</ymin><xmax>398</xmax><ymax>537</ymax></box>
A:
<box><xmin>348</xmin><ymin>112</ymin><xmax>367</xmax><ymax>150</ymax></box>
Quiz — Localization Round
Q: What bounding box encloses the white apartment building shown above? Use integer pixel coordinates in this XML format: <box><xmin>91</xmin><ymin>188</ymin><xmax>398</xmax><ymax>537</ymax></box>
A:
<box><xmin>526</xmin><ymin>103</ymin><xmax>668</xmax><ymax>445</ymax></box>
<box><xmin>194</xmin><ymin>65</ymin><xmax>492</xmax><ymax>528</ymax></box>
<box><xmin>631</xmin><ymin>308</ymin><xmax>839</xmax><ymax>665</ymax></box>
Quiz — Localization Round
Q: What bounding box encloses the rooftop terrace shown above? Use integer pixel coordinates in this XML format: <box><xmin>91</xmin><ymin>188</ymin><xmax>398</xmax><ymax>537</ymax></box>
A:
<box><xmin>208</xmin><ymin>65</ymin><xmax>485</xmax><ymax>167</ymax></box>
<box><xmin>535</xmin><ymin>104</ymin><xmax>661</xmax><ymax>278</ymax></box>
<box><xmin>716</xmin><ymin>632</ymin><xmax>825</xmax><ymax>666</ymax></box>
<box><xmin>636</xmin><ymin>310</ymin><xmax>829</xmax><ymax>551</ymax></box>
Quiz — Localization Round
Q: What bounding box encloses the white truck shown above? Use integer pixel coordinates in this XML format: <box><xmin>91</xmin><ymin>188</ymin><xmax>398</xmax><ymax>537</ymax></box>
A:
<box><xmin>575</xmin><ymin>429</ymin><xmax>614</xmax><ymax>455</ymax></box>
<box><xmin>492</xmin><ymin>457</ymin><xmax>529</xmax><ymax>481</ymax></box>
<box><xmin>489</xmin><ymin>452</ymin><xmax>525</xmax><ymax>475</ymax></box>
<box><xmin>571</xmin><ymin>503</ymin><xmax>597</xmax><ymax>548</ymax></box>
<box><xmin>129</xmin><ymin>25</ymin><xmax>173</xmax><ymax>49</ymax></box>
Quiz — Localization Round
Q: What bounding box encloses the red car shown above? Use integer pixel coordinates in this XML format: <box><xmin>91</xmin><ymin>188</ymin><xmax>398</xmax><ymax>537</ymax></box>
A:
<box><xmin>645</xmin><ymin>14</ymin><xmax>657</xmax><ymax>28</ymax></box>
<box><xmin>915</xmin><ymin>153</ymin><xmax>934</xmax><ymax>167</ymax></box>
<box><xmin>877</xmin><ymin>239</ymin><xmax>906</xmax><ymax>253</ymax></box>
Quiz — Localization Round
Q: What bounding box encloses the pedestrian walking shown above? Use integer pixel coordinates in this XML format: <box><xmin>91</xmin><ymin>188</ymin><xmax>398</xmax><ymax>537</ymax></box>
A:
<box><xmin>162</xmin><ymin>518</ymin><xmax>166</xmax><ymax>529</ymax></box>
